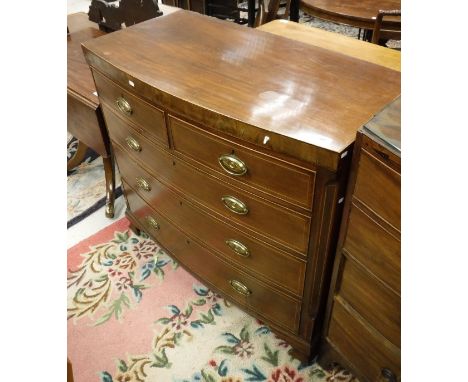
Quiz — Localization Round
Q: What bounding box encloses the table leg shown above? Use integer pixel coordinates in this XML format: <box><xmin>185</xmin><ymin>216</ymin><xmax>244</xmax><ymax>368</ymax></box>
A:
<box><xmin>103</xmin><ymin>155</ymin><xmax>116</xmax><ymax>218</ymax></box>
<box><xmin>67</xmin><ymin>140</ymin><xmax>89</xmax><ymax>172</ymax></box>
<box><xmin>289</xmin><ymin>0</ymin><xmax>299</xmax><ymax>22</ymax></box>
<box><xmin>363</xmin><ymin>29</ymin><xmax>372</xmax><ymax>42</ymax></box>
<box><xmin>67</xmin><ymin>358</ymin><xmax>74</xmax><ymax>382</ymax></box>
<box><xmin>247</xmin><ymin>0</ymin><xmax>255</xmax><ymax>27</ymax></box>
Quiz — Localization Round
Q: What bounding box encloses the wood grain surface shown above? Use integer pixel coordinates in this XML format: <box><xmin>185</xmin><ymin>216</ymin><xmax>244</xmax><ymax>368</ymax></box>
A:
<box><xmin>124</xmin><ymin>182</ymin><xmax>302</xmax><ymax>333</ymax></box>
<box><xmin>68</xmin><ymin>13</ymin><xmax>105</xmax><ymax>106</ymax></box>
<box><xmin>320</xmin><ymin>107</ymin><xmax>401</xmax><ymax>381</ymax></box>
<box><xmin>83</xmin><ymin>11</ymin><xmax>400</xmax><ymax>170</ymax></box>
<box><xmin>113</xmin><ymin>142</ymin><xmax>312</xmax><ymax>255</ymax></box>
<box><xmin>299</xmin><ymin>0</ymin><xmax>400</xmax><ymax>29</ymax></box>
<box><xmin>124</xmin><ymin>177</ymin><xmax>307</xmax><ymax>296</ymax></box>
<box><xmin>258</xmin><ymin>20</ymin><xmax>401</xmax><ymax>72</ymax></box>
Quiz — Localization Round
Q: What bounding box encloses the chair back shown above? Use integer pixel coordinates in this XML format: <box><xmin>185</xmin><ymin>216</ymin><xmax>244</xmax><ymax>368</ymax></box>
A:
<box><xmin>372</xmin><ymin>9</ymin><xmax>401</xmax><ymax>45</ymax></box>
<box><xmin>255</xmin><ymin>0</ymin><xmax>291</xmax><ymax>26</ymax></box>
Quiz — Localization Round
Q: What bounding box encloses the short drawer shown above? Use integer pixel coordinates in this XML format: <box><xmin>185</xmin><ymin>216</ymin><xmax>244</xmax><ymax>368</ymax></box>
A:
<box><xmin>326</xmin><ymin>300</ymin><xmax>400</xmax><ymax>382</ymax></box>
<box><xmin>337</xmin><ymin>257</ymin><xmax>400</xmax><ymax>347</ymax></box>
<box><xmin>113</xmin><ymin>143</ymin><xmax>311</xmax><ymax>255</ymax></box>
<box><xmin>123</xmin><ymin>179</ymin><xmax>306</xmax><ymax>296</ymax></box>
<box><xmin>102</xmin><ymin>103</ymin><xmax>168</xmax><ymax>157</ymax></box>
<box><xmin>354</xmin><ymin>148</ymin><xmax>400</xmax><ymax>230</ymax></box>
<box><xmin>125</xmin><ymin>186</ymin><xmax>302</xmax><ymax>333</ymax></box>
<box><xmin>93</xmin><ymin>69</ymin><xmax>169</xmax><ymax>146</ymax></box>
<box><xmin>168</xmin><ymin>115</ymin><xmax>315</xmax><ymax>210</ymax></box>
<box><xmin>343</xmin><ymin>204</ymin><xmax>400</xmax><ymax>294</ymax></box>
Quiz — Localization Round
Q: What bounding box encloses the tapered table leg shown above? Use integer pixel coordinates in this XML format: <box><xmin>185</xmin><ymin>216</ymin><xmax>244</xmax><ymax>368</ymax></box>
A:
<box><xmin>67</xmin><ymin>358</ymin><xmax>74</xmax><ymax>382</ymax></box>
<box><xmin>103</xmin><ymin>155</ymin><xmax>116</xmax><ymax>218</ymax></box>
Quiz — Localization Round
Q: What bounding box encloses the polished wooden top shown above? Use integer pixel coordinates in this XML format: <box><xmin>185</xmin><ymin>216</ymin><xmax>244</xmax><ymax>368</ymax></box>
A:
<box><xmin>83</xmin><ymin>11</ymin><xmax>400</xmax><ymax>170</ymax></box>
<box><xmin>68</xmin><ymin>7</ymin><xmax>180</xmax><ymax>105</ymax></box>
<box><xmin>300</xmin><ymin>0</ymin><xmax>400</xmax><ymax>29</ymax></box>
<box><xmin>258</xmin><ymin>20</ymin><xmax>400</xmax><ymax>72</ymax></box>
<box><xmin>68</xmin><ymin>13</ymin><xmax>105</xmax><ymax>107</ymax></box>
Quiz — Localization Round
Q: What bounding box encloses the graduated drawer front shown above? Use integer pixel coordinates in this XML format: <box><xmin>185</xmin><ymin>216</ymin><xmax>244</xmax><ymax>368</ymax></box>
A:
<box><xmin>353</xmin><ymin>149</ymin><xmax>401</xmax><ymax>230</ymax></box>
<box><xmin>327</xmin><ymin>300</ymin><xmax>400</xmax><ymax>382</ymax></box>
<box><xmin>337</xmin><ymin>257</ymin><xmax>400</xmax><ymax>347</ymax></box>
<box><xmin>111</xmin><ymin>131</ymin><xmax>311</xmax><ymax>255</ymax></box>
<box><xmin>123</xmin><ymin>178</ymin><xmax>306</xmax><ymax>296</ymax></box>
<box><xmin>124</xmin><ymin>183</ymin><xmax>301</xmax><ymax>333</ymax></box>
<box><xmin>168</xmin><ymin>116</ymin><xmax>315</xmax><ymax>211</ymax></box>
<box><xmin>93</xmin><ymin>69</ymin><xmax>169</xmax><ymax>146</ymax></box>
<box><xmin>343</xmin><ymin>204</ymin><xmax>400</xmax><ymax>294</ymax></box>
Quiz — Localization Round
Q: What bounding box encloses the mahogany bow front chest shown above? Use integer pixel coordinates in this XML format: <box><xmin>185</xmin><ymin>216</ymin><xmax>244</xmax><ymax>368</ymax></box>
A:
<box><xmin>82</xmin><ymin>10</ymin><xmax>400</xmax><ymax>360</ymax></box>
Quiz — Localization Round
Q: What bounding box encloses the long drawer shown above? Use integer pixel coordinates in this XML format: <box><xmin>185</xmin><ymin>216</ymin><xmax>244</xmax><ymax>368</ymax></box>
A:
<box><xmin>353</xmin><ymin>149</ymin><xmax>400</xmax><ymax>230</ymax></box>
<box><xmin>124</xmin><ymin>183</ymin><xmax>302</xmax><ymax>333</ymax></box>
<box><xmin>327</xmin><ymin>300</ymin><xmax>400</xmax><ymax>382</ymax></box>
<box><xmin>336</xmin><ymin>257</ymin><xmax>400</xmax><ymax>347</ymax></box>
<box><xmin>110</xmin><ymin>125</ymin><xmax>311</xmax><ymax>255</ymax></box>
<box><xmin>343</xmin><ymin>204</ymin><xmax>400</xmax><ymax>294</ymax></box>
<box><xmin>123</xmin><ymin>179</ymin><xmax>306</xmax><ymax>296</ymax></box>
<box><xmin>93</xmin><ymin>69</ymin><xmax>169</xmax><ymax>147</ymax></box>
<box><xmin>168</xmin><ymin>115</ymin><xmax>315</xmax><ymax>211</ymax></box>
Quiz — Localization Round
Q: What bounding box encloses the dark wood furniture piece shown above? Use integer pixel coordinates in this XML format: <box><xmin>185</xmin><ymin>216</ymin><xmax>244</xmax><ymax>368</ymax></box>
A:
<box><xmin>83</xmin><ymin>10</ymin><xmax>400</xmax><ymax>361</ymax></box>
<box><xmin>88</xmin><ymin>0</ymin><xmax>162</xmax><ymax>32</ymax></box>
<box><xmin>67</xmin><ymin>358</ymin><xmax>74</xmax><ymax>382</ymax></box>
<box><xmin>162</xmin><ymin>0</ymin><xmax>207</xmax><ymax>17</ymax></box>
<box><xmin>255</xmin><ymin>0</ymin><xmax>290</xmax><ymax>26</ymax></box>
<box><xmin>290</xmin><ymin>0</ymin><xmax>400</xmax><ymax>37</ymax></box>
<box><xmin>257</xmin><ymin>20</ymin><xmax>400</xmax><ymax>71</ymax></box>
<box><xmin>371</xmin><ymin>10</ymin><xmax>401</xmax><ymax>45</ymax></box>
<box><xmin>163</xmin><ymin>0</ymin><xmax>256</xmax><ymax>26</ymax></box>
<box><xmin>67</xmin><ymin>13</ymin><xmax>116</xmax><ymax>218</ymax></box>
<box><xmin>205</xmin><ymin>0</ymin><xmax>245</xmax><ymax>25</ymax></box>
<box><xmin>319</xmin><ymin>97</ymin><xmax>401</xmax><ymax>381</ymax></box>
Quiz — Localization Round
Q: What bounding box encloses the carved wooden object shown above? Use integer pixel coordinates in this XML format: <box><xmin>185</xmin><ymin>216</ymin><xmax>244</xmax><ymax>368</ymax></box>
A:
<box><xmin>88</xmin><ymin>0</ymin><xmax>163</xmax><ymax>32</ymax></box>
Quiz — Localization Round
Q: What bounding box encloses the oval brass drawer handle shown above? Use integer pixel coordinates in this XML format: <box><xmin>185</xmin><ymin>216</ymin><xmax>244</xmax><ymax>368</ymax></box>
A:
<box><xmin>229</xmin><ymin>279</ymin><xmax>251</xmax><ymax>296</ymax></box>
<box><xmin>115</xmin><ymin>96</ymin><xmax>133</xmax><ymax>115</ymax></box>
<box><xmin>136</xmin><ymin>177</ymin><xmax>151</xmax><ymax>192</ymax></box>
<box><xmin>226</xmin><ymin>239</ymin><xmax>250</xmax><ymax>258</ymax></box>
<box><xmin>221</xmin><ymin>195</ymin><xmax>248</xmax><ymax>215</ymax></box>
<box><xmin>145</xmin><ymin>216</ymin><xmax>160</xmax><ymax>230</ymax></box>
<box><xmin>218</xmin><ymin>154</ymin><xmax>247</xmax><ymax>176</ymax></box>
<box><xmin>125</xmin><ymin>136</ymin><xmax>141</xmax><ymax>152</ymax></box>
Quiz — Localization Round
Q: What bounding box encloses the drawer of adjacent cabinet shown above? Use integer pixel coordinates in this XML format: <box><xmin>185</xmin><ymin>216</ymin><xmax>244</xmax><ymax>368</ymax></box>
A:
<box><xmin>343</xmin><ymin>204</ymin><xmax>400</xmax><ymax>294</ymax></box>
<box><xmin>336</xmin><ymin>257</ymin><xmax>400</xmax><ymax>348</ymax></box>
<box><xmin>326</xmin><ymin>300</ymin><xmax>400</xmax><ymax>382</ymax></box>
<box><xmin>168</xmin><ymin>115</ymin><xmax>315</xmax><ymax>211</ymax></box>
<box><xmin>123</xmin><ymin>179</ymin><xmax>306</xmax><ymax>296</ymax></box>
<box><xmin>112</xmin><ymin>141</ymin><xmax>311</xmax><ymax>256</ymax></box>
<box><xmin>124</xmin><ymin>183</ymin><xmax>302</xmax><ymax>333</ymax></box>
<box><xmin>92</xmin><ymin>69</ymin><xmax>169</xmax><ymax>147</ymax></box>
<box><xmin>353</xmin><ymin>148</ymin><xmax>401</xmax><ymax>231</ymax></box>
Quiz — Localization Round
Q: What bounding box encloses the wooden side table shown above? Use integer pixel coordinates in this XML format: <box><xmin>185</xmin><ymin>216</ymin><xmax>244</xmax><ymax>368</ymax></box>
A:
<box><xmin>67</xmin><ymin>13</ymin><xmax>116</xmax><ymax>218</ymax></box>
<box><xmin>257</xmin><ymin>20</ymin><xmax>401</xmax><ymax>72</ymax></box>
<box><xmin>290</xmin><ymin>0</ymin><xmax>400</xmax><ymax>35</ymax></box>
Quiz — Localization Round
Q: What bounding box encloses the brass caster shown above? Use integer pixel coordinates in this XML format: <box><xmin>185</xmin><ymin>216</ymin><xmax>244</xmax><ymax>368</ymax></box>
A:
<box><xmin>105</xmin><ymin>203</ymin><xmax>115</xmax><ymax>218</ymax></box>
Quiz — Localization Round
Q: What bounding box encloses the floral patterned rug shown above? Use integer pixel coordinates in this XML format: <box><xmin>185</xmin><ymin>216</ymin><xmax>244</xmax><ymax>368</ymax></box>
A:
<box><xmin>67</xmin><ymin>133</ymin><xmax>122</xmax><ymax>228</ymax></box>
<box><xmin>67</xmin><ymin>217</ymin><xmax>357</xmax><ymax>382</ymax></box>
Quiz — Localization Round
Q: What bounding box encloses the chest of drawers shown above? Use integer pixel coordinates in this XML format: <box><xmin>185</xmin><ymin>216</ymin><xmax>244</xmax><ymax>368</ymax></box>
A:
<box><xmin>319</xmin><ymin>98</ymin><xmax>401</xmax><ymax>380</ymax></box>
<box><xmin>82</xmin><ymin>10</ymin><xmax>401</xmax><ymax>360</ymax></box>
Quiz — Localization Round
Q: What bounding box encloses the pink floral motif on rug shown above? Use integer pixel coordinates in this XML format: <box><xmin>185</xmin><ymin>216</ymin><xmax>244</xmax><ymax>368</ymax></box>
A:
<box><xmin>67</xmin><ymin>217</ymin><xmax>356</xmax><ymax>382</ymax></box>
